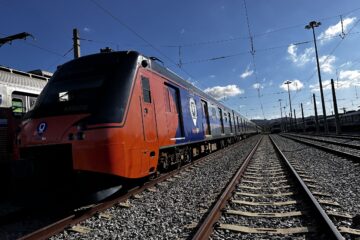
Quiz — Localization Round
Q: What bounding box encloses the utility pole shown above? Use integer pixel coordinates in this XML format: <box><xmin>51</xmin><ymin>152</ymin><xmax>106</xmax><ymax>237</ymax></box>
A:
<box><xmin>306</xmin><ymin>21</ymin><xmax>328</xmax><ymax>133</ymax></box>
<box><xmin>313</xmin><ymin>93</ymin><xmax>320</xmax><ymax>133</ymax></box>
<box><xmin>331</xmin><ymin>79</ymin><xmax>341</xmax><ymax>135</ymax></box>
<box><xmin>294</xmin><ymin>109</ymin><xmax>297</xmax><ymax>131</ymax></box>
<box><xmin>278</xmin><ymin>99</ymin><xmax>283</xmax><ymax>131</ymax></box>
<box><xmin>283</xmin><ymin>106</ymin><xmax>287</xmax><ymax>132</ymax></box>
<box><xmin>284</xmin><ymin>80</ymin><xmax>293</xmax><ymax>131</ymax></box>
<box><xmin>73</xmin><ymin>28</ymin><xmax>81</xmax><ymax>59</ymax></box>
<box><xmin>301</xmin><ymin>103</ymin><xmax>305</xmax><ymax>132</ymax></box>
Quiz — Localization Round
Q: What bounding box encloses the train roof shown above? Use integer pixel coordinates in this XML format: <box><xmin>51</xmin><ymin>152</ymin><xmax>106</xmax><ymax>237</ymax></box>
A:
<box><xmin>0</xmin><ymin>65</ymin><xmax>49</xmax><ymax>92</ymax></box>
<box><xmin>54</xmin><ymin>50</ymin><xmax>255</xmax><ymax>124</ymax></box>
<box><xmin>146</xmin><ymin>54</ymin><xmax>251</xmax><ymax>122</ymax></box>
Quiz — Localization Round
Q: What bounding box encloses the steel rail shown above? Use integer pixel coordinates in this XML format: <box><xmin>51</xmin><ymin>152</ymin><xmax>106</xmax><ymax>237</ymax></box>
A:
<box><xmin>304</xmin><ymin>133</ymin><xmax>360</xmax><ymax>141</ymax></box>
<box><xmin>281</xmin><ymin>134</ymin><xmax>360</xmax><ymax>162</ymax></box>
<box><xmin>19</xmin><ymin>138</ymin><xmax>248</xmax><ymax>240</ymax></box>
<box><xmin>191</xmin><ymin>136</ymin><xmax>263</xmax><ymax>240</ymax></box>
<box><xmin>287</xmin><ymin>133</ymin><xmax>360</xmax><ymax>150</ymax></box>
<box><xmin>270</xmin><ymin>135</ymin><xmax>344</xmax><ymax>240</ymax></box>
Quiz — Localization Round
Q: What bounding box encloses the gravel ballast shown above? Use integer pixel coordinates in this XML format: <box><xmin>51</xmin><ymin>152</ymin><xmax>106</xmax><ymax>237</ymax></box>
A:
<box><xmin>51</xmin><ymin>135</ymin><xmax>261</xmax><ymax>240</ymax></box>
<box><xmin>272</xmin><ymin>134</ymin><xmax>360</xmax><ymax>229</ymax></box>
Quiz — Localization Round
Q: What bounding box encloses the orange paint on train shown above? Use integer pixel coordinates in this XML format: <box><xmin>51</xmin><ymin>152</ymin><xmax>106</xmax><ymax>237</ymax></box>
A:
<box><xmin>19</xmin><ymin>67</ymin><xmax>180</xmax><ymax>179</ymax></box>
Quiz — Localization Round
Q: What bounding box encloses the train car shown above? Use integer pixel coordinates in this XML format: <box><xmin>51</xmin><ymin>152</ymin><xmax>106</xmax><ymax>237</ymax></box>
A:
<box><xmin>17</xmin><ymin>51</ymin><xmax>258</xmax><ymax>185</ymax></box>
<box><xmin>0</xmin><ymin>66</ymin><xmax>50</xmax><ymax>161</ymax></box>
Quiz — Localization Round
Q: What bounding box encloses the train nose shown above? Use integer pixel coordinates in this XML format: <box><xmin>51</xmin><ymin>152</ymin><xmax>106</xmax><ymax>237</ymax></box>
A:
<box><xmin>20</xmin><ymin>114</ymin><xmax>89</xmax><ymax>145</ymax></box>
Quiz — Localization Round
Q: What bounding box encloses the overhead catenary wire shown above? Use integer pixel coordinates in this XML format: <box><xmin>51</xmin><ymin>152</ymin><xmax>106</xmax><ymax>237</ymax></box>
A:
<box><xmin>290</xmin><ymin>16</ymin><xmax>360</xmax><ymax>107</ymax></box>
<box><xmin>243</xmin><ymin>0</ymin><xmax>265</xmax><ymax>120</ymax></box>
<box><xmin>88</xmin><ymin>0</ymin><xmax>204</xmax><ymax>89</ymax></box>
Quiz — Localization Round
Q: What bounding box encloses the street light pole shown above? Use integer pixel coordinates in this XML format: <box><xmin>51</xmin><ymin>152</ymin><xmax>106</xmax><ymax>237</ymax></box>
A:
<box><xmin>305</xmin><ymin>21</ymin><xmax>328</xmax><ymax>133</ymax></box>
<box><xmin>284</xmin><ymin>80</ymin><xmax>293</xmax><ymax>131</ymax></box>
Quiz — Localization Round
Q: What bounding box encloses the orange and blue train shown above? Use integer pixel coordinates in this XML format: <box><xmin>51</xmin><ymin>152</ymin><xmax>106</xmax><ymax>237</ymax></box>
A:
<box><xmin>17</xmin><ymin>51</ymin><xmax>258</xmax><ymax>183</ymax></box>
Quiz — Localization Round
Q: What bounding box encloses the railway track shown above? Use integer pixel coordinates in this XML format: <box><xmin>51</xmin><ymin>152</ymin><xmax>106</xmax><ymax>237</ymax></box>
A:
<box><xmin>288</xmin><ymin>133</ymin><xmax>360</xmax><ymax>149</ymax></box>
<box><xmin>281</xmin><ymin>133</ymin><xmax>360</xmax><ymax>161</ymax></box>
<box><xmin>193</xmin><ymin>135</ymin><xmax>360</xmax><ymax>239</ymax></box>
<box><xmin>4</xmin><ymin>136</ymin><xmax>258</xmax><ymax>240</ymax></box>
<box><xmin>311</xmin><ymin>133</ymin><xmax>360</xmax><ymax>141</ymax></box>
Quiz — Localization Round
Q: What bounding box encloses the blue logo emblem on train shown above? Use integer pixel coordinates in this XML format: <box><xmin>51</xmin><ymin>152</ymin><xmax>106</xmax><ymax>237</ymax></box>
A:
<box><xmin>37</xmin><ymin>122</ymin><xmax>47</xmax><ymax>135</ymax></box>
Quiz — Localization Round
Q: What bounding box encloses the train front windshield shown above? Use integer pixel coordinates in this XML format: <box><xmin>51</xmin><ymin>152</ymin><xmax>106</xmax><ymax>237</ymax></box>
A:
<box><xmin>25</xmin><ymin>52</ymin><xmax>138</xmax><ymax>123</ymax></box>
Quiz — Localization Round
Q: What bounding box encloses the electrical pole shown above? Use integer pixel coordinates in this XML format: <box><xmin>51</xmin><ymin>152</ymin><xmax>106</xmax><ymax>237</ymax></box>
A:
<box><xmin>294</xmin><ymin>109</ymin><xmax>297</xmax><ymax>131</ymax></box>
<box><xmin>331</xmin><ymin>79</ymin><xmax>341</xmax><ymax>135</ymax></box>
<box><xmin>284</xmin><ymin>81</ymin><xmax>293</xmax><ymax>131</ymax></box>
<box><xmin>306</xmin><ymin>21</ymin><xmax>328</xmax><ymax>133</ymax></box>
<box><xmin>278</xmin><ymin>99</ymin><xmax>283</xmax><ymax>131</ymax></box>
<box><xmin>301</xmin><ymin>103</ymin><xmax>305</xmax><ymax>132</ymax></box>
<box><xmin>73</xmin><ymin>28</ymin><xmax>81</xmax><ymax>59</ymax></box>
<box><xmin>313</xmin><ymin>93</ymin><xmax>320</xmax><ymax>133</ymax></box>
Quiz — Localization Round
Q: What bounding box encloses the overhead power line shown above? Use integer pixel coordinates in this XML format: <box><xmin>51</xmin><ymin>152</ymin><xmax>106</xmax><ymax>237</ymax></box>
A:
<box><xmin>88</xmin><ymin>0</ymin><xmax>199</xmax><ymax>85</ymax></box>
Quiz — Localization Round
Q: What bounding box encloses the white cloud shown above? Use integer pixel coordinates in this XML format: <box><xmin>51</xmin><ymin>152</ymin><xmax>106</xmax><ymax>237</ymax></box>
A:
<box><xmin>240</xmin><ymin>65</ymin><xmax>254</xmax><ymax>79</ymax></box>
<box><xmin>319</xmin><ymin>55</ymin><xmax>336</xmax><ymax>73</ymax></box>
<box><xmin>252</xmin><ymin>83</ymin><xmax>264</xmax><ymax>89</ymax></box>
<box><xmin>318</xmin><ymin>17</ymin><xmax>356</xmax><ymax>43</ymax></box>
<box><xmin>287</xmin><ymin>44</ymin><xmax>314</xmax><ymax>66</ymax></box>
<box><xmin>209</xmin><ymin>75</ymin><xmax>216</xmax><ymax>78</ymax></box>
<box><xmin>280</xmin><ymin>79</ymin><xmax>304</xmax><ymax>91</ymax></box>
<box><xmin>309</xmin><ymin>69</ymin><xmax>360</xmax><ymax>91</ymax></box>
<box><xmin>83</xmin><ymin>27</ymin><xmax>92</xmax><ymax>32</ymax></box>
<box><xmin>204</xmin><ymin>85</ymin><xmax>244</xmax><ymax>100</ymax></box>
<box><xmin>268</xmin><ymin>80</ymin><xmax>274</xmax><ymax>86</ymax></box>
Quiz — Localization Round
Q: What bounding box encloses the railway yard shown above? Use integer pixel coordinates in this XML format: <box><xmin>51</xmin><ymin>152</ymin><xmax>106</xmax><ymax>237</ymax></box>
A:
<box><xmin>0</xmin><ymin>133</ymin><xmax>360</xmax><ymax>240</ymax></box>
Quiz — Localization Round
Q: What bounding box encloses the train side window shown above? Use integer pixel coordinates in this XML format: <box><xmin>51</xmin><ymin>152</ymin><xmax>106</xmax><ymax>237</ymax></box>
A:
<box><xmin>141</xmin><ymin>76</ymin><xmax>151</xmax><ymax>103</ymax></box>
<box><xmin>211</xmin><ymin>107</ymin><xmax>217</xmax><ymax>119</ymax></box>
<box><xmin>12</xmin><ymin>98</ymin><xmax>24</xmax><ymax>114</ymax></box>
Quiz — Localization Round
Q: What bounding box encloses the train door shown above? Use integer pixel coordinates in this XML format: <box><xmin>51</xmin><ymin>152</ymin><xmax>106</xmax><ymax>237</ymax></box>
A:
<box><xmin>140</xmin><ymin>76</ymin><xmax>158</xmax><ymax>173</ymax></box>
<box><xmin>140</xmin><ymin>76</ymin><xmax>157</xmax><ymax>142</ymax></box>
<box><xmin>218</xmin><ymin>108</ymin><xmax>225</xmax><ymax>134</ymax></box>
<box><xmin>201</xmin><ymin>100</ymin><xmax>211</xmax><ymax>135</ymax></box>
<box><xmin>228</xmin><ymin>112</ymin><xmax>233</xmax><ymax>133</ymax></box>
<box><xmin>164</xmin><ymin>83</ymin><xmax>184</xmax><ymax>139</ymax></box>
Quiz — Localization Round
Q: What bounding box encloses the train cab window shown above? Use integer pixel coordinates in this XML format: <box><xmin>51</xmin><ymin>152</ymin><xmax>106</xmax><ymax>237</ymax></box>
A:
<box><xmin>141</xmin><ymin>77</ymin><xmax>151</xmax><ymax>103</ymax></box>
<box><xmin>29</xmin><ymin>96</ymin><xmax>38</xmax><ymax>109</ymax></box>
<box><xmin>12</xmin><ymin>98</ymin><xmax>24</xmax><ymax>114</ymax></box>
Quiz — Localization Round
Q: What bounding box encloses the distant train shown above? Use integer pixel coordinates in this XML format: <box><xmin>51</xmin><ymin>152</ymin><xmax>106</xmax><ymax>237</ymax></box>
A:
<box><xmin>0</xmin><ymin>66</ymin><xmax>50</xmax><ymax>161</ymax></box>
<box><xmin>18</xmin><ymin>51</ymin><xmax>259</xmax><ymax>184</ymax></box>
<box><xmin>271</xmin><ymin>110</ymin><xmax>360</xmax><ymax>133</ymax></box>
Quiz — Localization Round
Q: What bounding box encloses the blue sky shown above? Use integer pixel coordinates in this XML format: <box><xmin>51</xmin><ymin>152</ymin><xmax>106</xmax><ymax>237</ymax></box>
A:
<box><xmin>1</xmin><ymin>0</ymin><xmax>360</xmax><ymax>120</ymax></box>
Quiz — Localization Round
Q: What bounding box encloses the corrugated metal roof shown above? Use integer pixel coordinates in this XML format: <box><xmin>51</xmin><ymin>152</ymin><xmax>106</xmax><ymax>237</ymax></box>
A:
<box><xmin>0</xmin><ymin>68</ymin><xmax>47</xmax><ymax>90</ymax></box>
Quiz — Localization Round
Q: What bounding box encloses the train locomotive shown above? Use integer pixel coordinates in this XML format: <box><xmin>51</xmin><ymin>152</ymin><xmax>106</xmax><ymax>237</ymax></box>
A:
<box><xmin>17</xmin><ymin>51</ymin><xmax>258</xmax><ymax>186</ymax></box>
